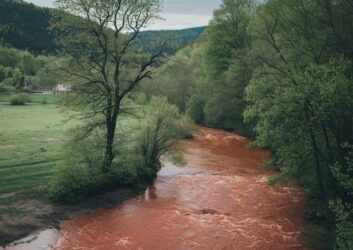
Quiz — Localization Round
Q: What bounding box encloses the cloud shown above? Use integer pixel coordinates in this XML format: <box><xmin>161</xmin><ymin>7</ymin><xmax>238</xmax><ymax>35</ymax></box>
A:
<box><xmin>25</xmin><ymin>0</ymin><xmax>53</xmax><ymax>7</ymax></box>
<box><xmin>149</xmin><ymin>13</ymin><xmax>211</xmax><ymax>30</ymax></box>
<box><xmin>24</xmin><ymin>0</ymin><xmax>222</xmax><ymax>30</ymax></box>
<box><xmin>150</xmin><ymin>0</ymin><xmax>221</xmax><ymax>30</ymax></box>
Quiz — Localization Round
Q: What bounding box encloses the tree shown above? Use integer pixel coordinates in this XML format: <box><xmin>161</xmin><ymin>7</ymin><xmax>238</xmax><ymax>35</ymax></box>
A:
<box><xmin>204</xmin><ymin>0</ymin><xmax>254</xmax><ymax>78</ymax></box>
<box><xmin>53</xmin><ymin>0</ymin><xmax>163</xmax><ymax>172</ymax></box>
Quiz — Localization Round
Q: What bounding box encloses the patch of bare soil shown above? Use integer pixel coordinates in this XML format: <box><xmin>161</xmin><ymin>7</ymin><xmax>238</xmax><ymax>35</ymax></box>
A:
<box><xmin>0</xmin><ymin>145</ymin><xmax>17</xmax><ymax>150</ymax></box>
<box><xmin>0</xmin><ymin>188</ymin><xmax>138</xmax><ymax>247</ymax></box>
<box><xmin>31</xmin><ymin>136</ymin><xmax>66</xmax><ymax>142</ymax></box>
<box><xmin>0</xmin><ymin>193</ymin><xmax>15</xmax><ymax>199</ymax></box>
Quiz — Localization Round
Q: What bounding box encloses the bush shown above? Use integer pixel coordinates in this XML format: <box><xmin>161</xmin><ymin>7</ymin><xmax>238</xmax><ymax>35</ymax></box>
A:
<box><xmin>267</xmin><ymin>175</ymin><xmax>281</xmax><ymax>186</ymax></box>
<box><xmin>329</xmin><ymin>147</ymin><xmax>353</xmax><ymax>249</ymax></box>
<box><xmin>49</xmin><ymin>129</ymin><xmax>162</xmax><ymax>203</ymax></box>
<box><xmin>49</xmin><ymin>159</ymin><xmax>159</xmax><ymax>203</ymax></box>
<box><xmin>186</xmin><ymin>94</ymin><xmax>205</xmax><ymax>124</ymax></box>
<box><xmin>10</xmin><ymin>93</ymin><xmax>31</xmax><ymax>105</ymax></box>
<box><xmin>0</xmin><ymin>83</ymin><xmax>14</xmax><ymax>93</ymax></box>
<box><xmin>135</xmin><ymin>97</ymin><xmax>193</xmax><ymax>166</ymax></box>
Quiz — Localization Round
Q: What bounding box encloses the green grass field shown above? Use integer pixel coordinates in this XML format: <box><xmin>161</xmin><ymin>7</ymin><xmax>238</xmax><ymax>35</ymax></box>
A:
<box><xmin>0</xmin><ymin>94</ymin><xmax>145</xmax><ymax>203</ymax></box>
<box><xmin>0</xmin><ymin>94</ymin><xmax>75</xmax><ymax>236</ymax></box>
<box><xmin>0</xmin><ymin>93</ymin><xmax>146</xmax><ymax>202</ymax></box>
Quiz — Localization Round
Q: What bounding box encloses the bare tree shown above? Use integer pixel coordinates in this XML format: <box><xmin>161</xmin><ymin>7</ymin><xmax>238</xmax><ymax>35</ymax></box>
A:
<box><xmin>53</xmin><ymin>0</ymin><xmax>163</xmax><ymax>172</ymax></box>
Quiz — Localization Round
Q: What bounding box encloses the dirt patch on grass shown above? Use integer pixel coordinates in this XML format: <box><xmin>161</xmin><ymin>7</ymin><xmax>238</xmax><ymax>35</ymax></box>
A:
<box><xmin>0</xmin><ymin>193</ymin><xmax>15</xmax><ymax>199</ymax></box>
<box><xmin>31</xmin><ymin>136</ymin><xmax>67</xmax><ymax>142</ymax></box>
<box><xmin>0</xmin><ymin>145</ymin><xmax>17</xmax><ymax>150</ymax></box>
<box><xmin>42</xmin><ymin>136</ymin><xmax>66</xmax><ymax>142</ymax></box>
<box><xmin>0</xmin><ymin>188</ymin><xmax>138</xmax><ymax>247</ymax></box>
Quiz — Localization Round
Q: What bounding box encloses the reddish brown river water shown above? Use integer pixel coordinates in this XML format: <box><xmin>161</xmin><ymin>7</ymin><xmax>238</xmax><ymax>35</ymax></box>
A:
<box><xmin>7</xmin><ymin>127</ymin><xmax>307</xmax><ymax>249</ymax></box>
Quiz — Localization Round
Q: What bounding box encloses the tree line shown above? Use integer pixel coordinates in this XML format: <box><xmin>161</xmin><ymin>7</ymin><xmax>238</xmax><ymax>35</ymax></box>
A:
<box><xmin>148</xmin><ymin>0</ymin><xmax>353</xmax><ymax>248</ymax></box>
<box><xmin>0</xmin><ymin>45</ymin><xmax>62</xmax><ymax>92</ymax></box>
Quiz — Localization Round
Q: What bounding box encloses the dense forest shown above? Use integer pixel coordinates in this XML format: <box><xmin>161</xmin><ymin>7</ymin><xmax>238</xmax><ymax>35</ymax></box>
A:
<box><xmin>146</xmin><ymin>0</ymin><xmax>353</xmax><ymax>248</ymax></box>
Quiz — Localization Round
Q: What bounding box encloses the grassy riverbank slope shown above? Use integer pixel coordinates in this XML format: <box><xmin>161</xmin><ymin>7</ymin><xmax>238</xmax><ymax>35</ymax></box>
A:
<box><xmin>0</xmin><ymin>93</ymin><xmax>189</xmax><ymax>246</ymax></box>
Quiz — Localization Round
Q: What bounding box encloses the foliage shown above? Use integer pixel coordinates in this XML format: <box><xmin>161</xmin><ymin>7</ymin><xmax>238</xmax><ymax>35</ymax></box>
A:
<box><xmin>54</xmin><ymin>0</ymin><xmax>164</xmax><ymax>171</ymax></box>
<box><xmin>135</xmin><ymin>97</ymin><xmax>189</xmax><ymax>166</ymax></box>
<box><xmin>0</xmin><ymin>45</ymin><xmax>61</xmax><ymax>91</ymax></box>
<box><xmin>0</xmin><ymin>0</ymin><xmax>56</xmax><ymax>54</ymax></box>
<box><xmin>146</xmin><ymin>0</ymin><xmax>256</xmax><ymax>136</ymax></box>
<box><xmin>145</xmin><ymin>0</ymin><xmax>353</xmax><ymax>247</ymax></box>
<box><xmin>267</xmin><ymin>175</ymin><xmax>280</xmax><ymax>186</ymax></box>
<box><xmin>329</xmin><ymin>146</ymin><xmax>353</xmax><ymax>250</ymax></box>
<box><xmin>242</xmin><ymin>0</ymin><xmax>353</xmax><ymax>247</ymax></box>
<box><xmin>50</xmin><ymin>97</ymin><xmax>191</xmax><ymax>203</ymax></box>
<box><xmin>136</xmin><ymin>27</ymin><xmax>206</xmax><ymax>55</ymax></box>
<box><xmin>9</xmin><ymin>93</ymin><xmax>31</xmax><ymax>105</ymax></box>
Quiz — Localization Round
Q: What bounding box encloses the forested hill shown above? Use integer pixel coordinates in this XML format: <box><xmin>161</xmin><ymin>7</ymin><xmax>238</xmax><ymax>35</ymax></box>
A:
<box><xmin>0</xmin><ymin>0</ymin><xmax>55</xmax><ymax>54</ymax></box>
<box><xmin>0</xmin><ymin>0</ymin><xmax>205</xmax><ymax>55</ymax></box>
<box><xmin>136</xmin><ymin>27</ymin><xmax>206</xmax><ymax>55</ymax></box>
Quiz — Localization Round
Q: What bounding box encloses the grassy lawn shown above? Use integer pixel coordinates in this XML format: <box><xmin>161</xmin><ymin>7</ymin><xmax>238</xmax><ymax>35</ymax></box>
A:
<box><xmin>0</xmin><ymin>101</ymin><xmax>72</xmax><ymax>198</ymax></box>
<box><xmin>0</xmin><ymin>93</ymin><xmax>144</xmax><ymax>202</ymax></box>
<box><xmin>0</xmin><ymin>93</ymin><xmax>63</xmax><ymax>104</ymax></box>
<box><xmin>0</xmin><ymin>94</ymin><xmax>75</xmax><ymax>241</ymax></box>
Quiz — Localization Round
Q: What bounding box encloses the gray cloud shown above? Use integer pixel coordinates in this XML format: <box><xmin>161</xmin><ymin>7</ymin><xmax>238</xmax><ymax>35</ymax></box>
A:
<box><xmin>25</xmin><ymin>0</ymin><xmax>222</xmax><ymax>30</ymax></box>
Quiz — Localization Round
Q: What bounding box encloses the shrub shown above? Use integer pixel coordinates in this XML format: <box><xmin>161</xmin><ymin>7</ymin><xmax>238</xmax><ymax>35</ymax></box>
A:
<box><xmin>49</xmin><ymin>130</ymin><xmax>161</xmax><ymax>203</ymax></box>
<box><xmin>49</xmin><ymin>159</ymin><xmax>159</xmax><ymax>203</ymax></box>
<box><xmin>0</xmin><ymin>83</ymin><xmax>14</xmax><ymax>93</ymax></box>
<box><xmin>136</xmin><ymin>116</ymin><xmax>175</xmax><ymax>166</ymax></box>
<box><xmin>186</xmin><ymin>94</ymin><xmax>205</xmax><ymax>124</ymax></box>
<box><xmin>330</xmin><ymin>147</ymin><xmax>353</xmax><ymax>249</ymax></box>
<box><xmin>135</xmin><ymin>97</ymin><xmax>193</xmax><ymax>166</ymax></box>
<box><xmin>267</xmin><ymin>175</ymin><xmax>281</xmax><ymax>186</ymax></box>
<box><xmin>10</xmin><ymin>93</ymin><xmax>31</xmax><ymax>105</ymax></box>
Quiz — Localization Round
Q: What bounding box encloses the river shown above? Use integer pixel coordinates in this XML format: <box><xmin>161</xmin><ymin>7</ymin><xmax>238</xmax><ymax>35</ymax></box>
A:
<box><xmin>7</xmin><ymin>127</ymin><xmax>307</xmax><ymax>249</ymax></box>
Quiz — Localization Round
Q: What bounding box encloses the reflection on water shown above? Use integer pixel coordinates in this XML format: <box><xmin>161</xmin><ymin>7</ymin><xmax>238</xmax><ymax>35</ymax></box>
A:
<box><xmin>7</xmin><ymin>127</ymin><xmax>307</xmax><ymax>250</ymax></box>
<box><xmin>144</xmin><ymin>186</ymin><xmax>157</xmax><ymax>201</ymax></box>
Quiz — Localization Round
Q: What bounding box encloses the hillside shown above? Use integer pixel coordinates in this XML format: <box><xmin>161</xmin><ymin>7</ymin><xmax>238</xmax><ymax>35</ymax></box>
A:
<box><xmin>136</xmin><ymin>27</ymin><xmax>206</xmax><ymax>55</ymax></box>
<box><xmin>0</xmin><ymin>0</ymin><xmax>205</xmax><ymax>55</ymax></box>
<box><xmin>0</xmin><ymin>0</ymin><xmax>55</xmax><ymax>54</ymax></box>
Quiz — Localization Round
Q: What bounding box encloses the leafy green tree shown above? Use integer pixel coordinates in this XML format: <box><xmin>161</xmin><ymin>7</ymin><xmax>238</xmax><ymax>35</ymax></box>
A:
<box><xmin>54</xmin><ymin>0</ymin><xmax>163</xmax><ymax>172</ymax></box>
<box><xmin>34</xmin><ymin>58</ymin><xmax>63</xmax><ymax>88</ymax></box>
<box><xmin>204</xmin><ymin>0</ymin><xmax>254</xmax><ymax>78</ymax></box>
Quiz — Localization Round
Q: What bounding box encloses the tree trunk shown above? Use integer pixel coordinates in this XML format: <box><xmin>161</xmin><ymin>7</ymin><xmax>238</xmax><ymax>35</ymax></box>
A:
<box><xmin>102</xmin><ymin>121</ymin><xmax>115</xmax><ymax>173</ymax></box>
<box><xmin>309</xmin><ymin>128</ymin><xmax>325</xmax><ymax>196</ymax></box>
<box><xmin>102</xmin><ymin>99</ymin><xmax>120</xmax><ymax>173</ymax></box>
<box><xmin>102</xmin><ymin>95</ymin><xmax>116</xmax><ymax>173</ymax></box>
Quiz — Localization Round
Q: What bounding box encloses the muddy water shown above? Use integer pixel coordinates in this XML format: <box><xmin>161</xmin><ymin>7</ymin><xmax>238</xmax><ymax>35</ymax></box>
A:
<box><xmin>51</xmin><ymin>127</ymin><xmax>306</xmax><ymax>250</ymax></box>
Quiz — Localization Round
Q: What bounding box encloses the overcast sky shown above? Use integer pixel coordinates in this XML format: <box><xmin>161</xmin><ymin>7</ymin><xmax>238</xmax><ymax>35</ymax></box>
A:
<box><xmin>25</xmin><ymin>0</ymin><xmax>222</xmax><ymax>30</ymax></box>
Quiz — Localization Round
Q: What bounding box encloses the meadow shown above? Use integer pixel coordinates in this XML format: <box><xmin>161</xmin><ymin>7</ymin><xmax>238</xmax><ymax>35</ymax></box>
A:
<box><xmin>0</xmin><ymin>93</ymin><xmax>69</xmax><ymax>197</ymax></box>
<box><xmin>0</xmin><ymin>94</ymin><xmax>73</xmax><ymax>242</ymax></box>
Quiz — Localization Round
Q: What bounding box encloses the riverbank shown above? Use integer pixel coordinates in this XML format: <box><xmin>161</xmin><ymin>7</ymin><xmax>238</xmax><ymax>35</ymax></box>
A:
<box><xmin>52</xmin><ymin>127</ymin><xmax>306</xmax><ymax>249</ymax></box>
<box><xmin>0</xmin><ymin>94</ymin><xmax>189</xmax><ymax>247</ymax></box>
<box><xmin>2</xmin><ymin>126</ymin><xmax>308</xmax><ymax>249</ymax></box>
<box><xmin>0</xmin><ymin>187</ymin><xmax>141</xmax><ymax>248</ymax></box>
